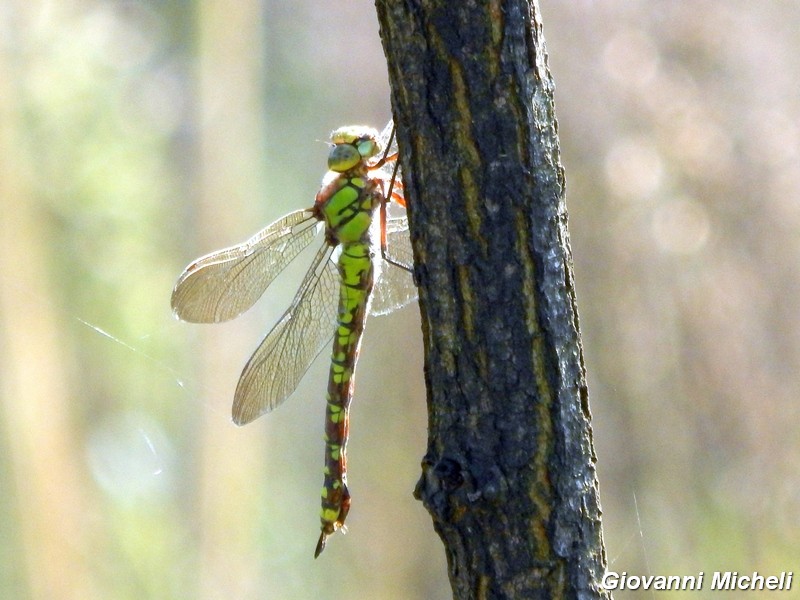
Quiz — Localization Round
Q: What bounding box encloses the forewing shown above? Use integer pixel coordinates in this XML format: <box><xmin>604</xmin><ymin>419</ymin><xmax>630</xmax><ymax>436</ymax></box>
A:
<box><xmin>372</xmin><ymin>215</ymin><xmax>418</xmax><ymax>315</ymax></box>
<box><xmin>232</xmin><ymin>244</ymin><xmax>340</xmax><ymax>425</ymax></box>
<box><xmin>171</xmin><ymin>210</ymin><xmax>320</xmax><ymax>323</ymax></box>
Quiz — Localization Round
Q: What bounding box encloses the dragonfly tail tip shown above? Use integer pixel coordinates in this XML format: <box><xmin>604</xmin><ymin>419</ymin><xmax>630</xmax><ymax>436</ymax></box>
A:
<box><xmin>314</xmin><ymin>532</ymin><xmax>327</xmax><ymax>558</ymax></box>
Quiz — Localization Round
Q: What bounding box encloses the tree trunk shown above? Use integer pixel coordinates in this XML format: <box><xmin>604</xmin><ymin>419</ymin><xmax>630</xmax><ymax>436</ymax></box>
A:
<box><xmin>375</xmin><ymin>1</ymin><xmax>611</xmax><ymax>598</ymax></box>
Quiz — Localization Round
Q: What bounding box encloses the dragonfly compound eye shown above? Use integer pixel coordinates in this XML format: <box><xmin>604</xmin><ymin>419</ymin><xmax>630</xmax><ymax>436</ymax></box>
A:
<box><xmin>328</xmin><ymin>143</ymin><xmax>361</xmax><ymax>172</ymax></box>
<box><xmin>356</xmin><ymin>139</ymin><xmax>378</xmax><ymax>159</ymax></box>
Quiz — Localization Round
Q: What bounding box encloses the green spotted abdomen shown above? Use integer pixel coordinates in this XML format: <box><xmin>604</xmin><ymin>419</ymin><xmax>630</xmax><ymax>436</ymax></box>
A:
<box><xmin>312</xmin><ymin>158</ymin><xmax>384</xmax><ymax>556</ymax></box>
<box><xmin>316</xmin><ymin>241</ymin><xmax>375</xmax><ymax>556</ymax></box>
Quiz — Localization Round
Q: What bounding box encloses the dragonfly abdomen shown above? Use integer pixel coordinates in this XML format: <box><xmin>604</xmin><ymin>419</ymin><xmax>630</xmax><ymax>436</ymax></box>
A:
<box><xmin>316</xmin><ymin>240</ymin><xmax>375</xmax><ymax>557</ymax></box>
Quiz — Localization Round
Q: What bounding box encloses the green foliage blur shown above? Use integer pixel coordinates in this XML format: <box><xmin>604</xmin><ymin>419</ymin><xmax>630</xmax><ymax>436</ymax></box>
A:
<box><xmin>1</xmin><ymin>1</ymin><xmax>798</xmax><ymax>599</ymax></box>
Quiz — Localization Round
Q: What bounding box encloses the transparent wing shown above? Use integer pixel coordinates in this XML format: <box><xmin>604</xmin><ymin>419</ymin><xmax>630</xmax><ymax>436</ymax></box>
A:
<box><xmin>373</xmin><ymin>119</ymin><xmax>403</xmax><ymax>195</ymax></box>
<box><xmin>370</xmin><ymin>120</ymin><xmax>415</xmax><ymax>315</ymax></box>
<box><xmin>232</xmin><ymin>244</ymin><xmax>340</xmax><ymax>425</ymax></box>
<box><xmin>376</xmin><ymin>119</ymin><xmax>396</xmax><ymax>158</ymax></box>
<box><xmin>371</xmin><ymin>214</ymin><xmax>418</xmax><ymax>316</ymax></box>
<box><xmin>171</xmin><ymin>210</ymin><xmax>320</xmax><ymax>323</ymax></box>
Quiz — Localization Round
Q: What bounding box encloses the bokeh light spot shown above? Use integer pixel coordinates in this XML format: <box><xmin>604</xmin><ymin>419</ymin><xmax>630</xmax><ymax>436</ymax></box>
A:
<box><xmin>651</xmin><ymin>196</ymin><xmax>711</xmax><ymax>255</ymax></box>
<box><xmin>86</xmin><ymin>411</ymin><xmax>174</xmax><ymax>505</ymax></box>
<box><xmin>603</xmin><ymin>29</ymin><xmax>660</xmax><ymax>88</ymax></box>
<box><xmin>605</xmin><ymin>136</ymin><xmax>664</xmax><ymax>200</ymax></box>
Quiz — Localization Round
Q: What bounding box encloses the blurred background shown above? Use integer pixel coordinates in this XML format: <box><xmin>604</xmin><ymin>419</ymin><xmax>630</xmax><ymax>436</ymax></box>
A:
<box><xmin>0</xmin><ymin>1</ymin><xmax>798</xmax><ymax>598</ymax></box>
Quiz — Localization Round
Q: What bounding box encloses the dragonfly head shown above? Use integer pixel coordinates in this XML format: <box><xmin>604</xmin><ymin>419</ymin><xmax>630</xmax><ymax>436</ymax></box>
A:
<box><xmin>327</xmin><ymin>126</ymin><xmax>380</xmax><ymax>173</ymax></box>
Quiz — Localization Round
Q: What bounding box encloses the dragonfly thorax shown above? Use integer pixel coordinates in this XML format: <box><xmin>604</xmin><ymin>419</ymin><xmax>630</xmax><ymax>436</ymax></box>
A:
<box><xmin>316</xmin><ymin>174</ymin><xmax>382</xmax><ymax>246</ymax></box>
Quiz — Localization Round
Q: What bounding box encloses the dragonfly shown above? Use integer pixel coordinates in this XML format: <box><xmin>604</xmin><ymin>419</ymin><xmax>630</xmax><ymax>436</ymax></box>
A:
<box><xmin>171</xmin><ymin>121</ymin><xmax>415</xmax><ymax>557</ymax></box>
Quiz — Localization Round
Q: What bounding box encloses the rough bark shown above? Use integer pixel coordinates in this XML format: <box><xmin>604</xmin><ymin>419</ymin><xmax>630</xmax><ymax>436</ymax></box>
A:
<box><xmin>375</xmin><ymin>1</ymin><xmax>611</xmax><ymax>598</ymax></box>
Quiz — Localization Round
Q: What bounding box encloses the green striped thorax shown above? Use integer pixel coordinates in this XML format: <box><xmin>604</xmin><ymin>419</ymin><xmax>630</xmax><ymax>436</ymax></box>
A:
<box><xmin>316</xmin><ymin>126</ymin><xmax>383</xmax><ymax>245</ymax></box>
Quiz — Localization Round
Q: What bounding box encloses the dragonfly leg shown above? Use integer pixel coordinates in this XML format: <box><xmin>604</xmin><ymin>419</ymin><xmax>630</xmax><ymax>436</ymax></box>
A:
<box><xmin>382</xmin><ymin>156</ymin><xmax>404</xmax><ymax>207</ymax></box>
<box><xmin>380</xmin><ymin>197</ymin><xmax>414</xmax><ymax>274</ymax></box>
<box><xmin>389</xmin><ymin>182</ymin><xmax>406</xmax><ymax>207</ymax></box>
<box><xmin>371</xmin><ymin>123</ymin><xmax>396</xmax><ymax>169</ymax></box>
